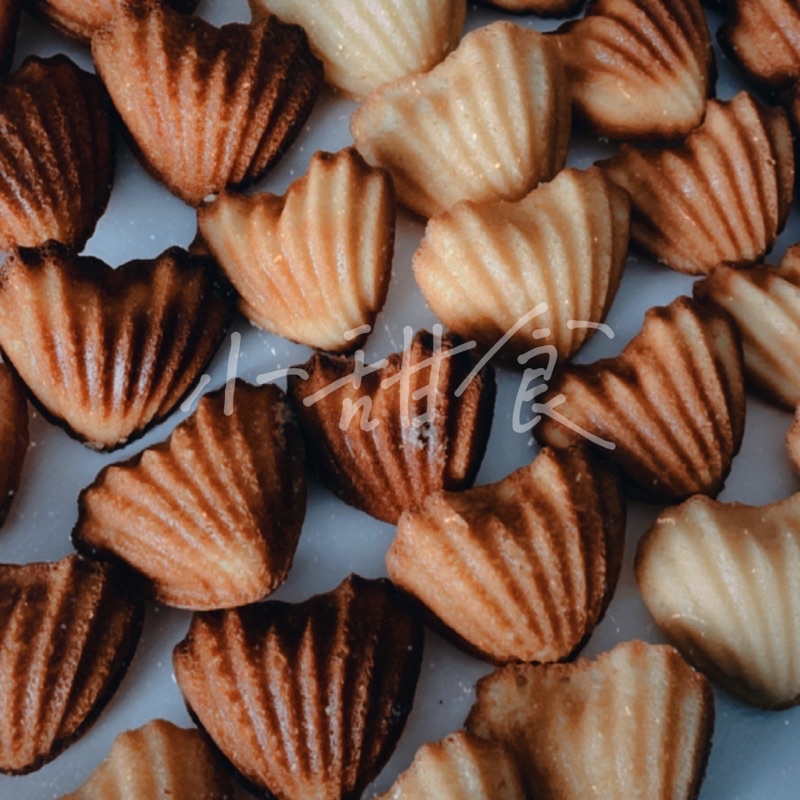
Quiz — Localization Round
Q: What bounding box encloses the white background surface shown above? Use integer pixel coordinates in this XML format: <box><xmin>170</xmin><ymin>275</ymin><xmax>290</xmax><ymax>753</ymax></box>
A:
<box><xmin>1</xmin><ymin>1</ymin><xmax>799</xmax><ymax>798</ymax></box>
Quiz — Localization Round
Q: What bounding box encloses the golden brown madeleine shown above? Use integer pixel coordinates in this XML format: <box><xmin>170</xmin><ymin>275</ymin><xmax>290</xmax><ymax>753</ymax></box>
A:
<box><xmin>351</xmin><ymin>21</ymin><xmax>570</xmax><ymax>218</ymax></box>
<box><xmin>74</xmin><ymin>381</ymin><xmax>306</xmax><ymax>610</ymax></box>
<box><xmin>174</xmin><ymin>574</ymin><xmax>424</xmax><ymax>800</ymax></box>
<box><xmin>0</xmin><ymin>55</ymin><xmax>114</xmax><ymax>251</ymax></box>
<box><xmin>92</xmin><ymin>3</ymin><xmax>323</xmax><ymax>206</ymax></box>
<box><xmin>637</xmin><ymin>494</ymin><xmax>800</xmax><ymax>709</ymax></box>
<box><xmin>0</xmin><ymin>243</ymin><xmax>235</xmax><ymax>450</ymax></box>
<box><xmin>387</xmin><ymin>446</ymin><xmax>625</xmax><ymax>664</ymax></box>
<box><xmin>478</xmin><ymin>0</ymin><xmax>585</xmax><ymax>16</ymax></box>
<box><xmin>554</xmin><ymin>0</ymin><xmax>713</xmax><ymax>140</ymax></box>
<box><xmin>61</xmin><ymin>720</ymin><xmax>234</xmax><ymax>799</ymax></box>
<box><xmin>0</xmin><ymin>0</ymin><xmax>19</xmax><ymax>73</ymax></box>
<box><xmin>466</xmin><ymin>640</ymin><xmax>714</xmax><ymax>800</ymax></box>
<box><xmin>535</xmin><ymin>296</ymin><xmax>745</xmax><ymax>503</ymax></box>
<box><xmin>414</xmin><ymin>167</ymin><xmax>629</xmax><ymax>362</ymax></box>
<box><xmin>602</xmin><ymin>93</ymin><xmax>794</xmax><ymax>275</ymax></box>
<box><xmin>376</xmin><ymin>730</ymin><xmax>525</xmax><ymax>800</ymax></box>
<box><xmin>719</xmin><ymin>0</ymin><xmax>800</xmax><ymax>93</ymax></box>
<box><xmin>287</xmin><ymin>329</ymin><xmax>496</xmax><ymax>524</ymax></box>
<box><xmin>0</xmin><ymin>556</ymin><xmax>143</xmax><ymax>775</ymax></box>
<box><xmin>694</xmin><ymin>245</ymin><xmax>800</xmax><ymax>408</ymax></box>
<box><xmin>788</xmin><ymin>407</ymin><xmax>800</xmax><ymax>472</ymax></box>
<box><xmin>24</xmin><ymin>0</ymin><xmax>198</xmax><ymax>43</ymax></box>
<box><xmin>0</xmin><ymin>363</ymin><xmax>28</xmax><ymax>529</ymax></box>
<box><xmin>199</xmin><ymin>149</ymin><xmax>395</xmax><ymax>353</ymax></box>
<box><xmin>249</xmin><ymin>0</ymin><xmax>466</xmax><ymax>98</ymax></box>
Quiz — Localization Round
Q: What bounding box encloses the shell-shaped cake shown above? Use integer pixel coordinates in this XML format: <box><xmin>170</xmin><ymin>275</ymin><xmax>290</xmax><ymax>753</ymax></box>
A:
<box><xmin>0</xmin><ymin>243</ymin><xmax>235</xmax><ymax>450</ymax></box>
<box><xmin>466</xmin><ymin>640</ymin><xmax>714</xmax><ymax>800</ymax></box>
<box><xmin>719</xmin><ymin>0</ymin><xmax>800</xmax><ymax>92</ymax></box>
<box><xmin>602</xmin><ymin>92</ymin><xmax>794</xmax><ymax>274</ymax></box>
<box><xmin>24</xmin><ymin>0</ymin><xmax>199</xmax><ymax>43</ymax></box>
<box><xmin>0</xmin><ymin>0</ymin><xmax>19</xmax><ymax>73</ymax></box>
<box><xmin>0</xmin><ymin>55</ymin><xmax>114</xmax><ymax>251</ymax></box>
<box><xmin>479</xmin><ymin>0</ymin><xmax>585</xmax><ymax>16</ymax></box>
<box><xmin>554</xmin><ymin>0</ymin><xmax>713</xmax><ymax>140</ymax></box>
<box><xmin>199</xmin><ymin>148</ymin><xmax>395</xmax><ymax>353</ymax></box>
<box><xmin>173</xmin><ymin>574</ymin><xmax>424</xmax><ymax>800</ymax></box>
<box><xmin>92</xmin><ymin>3</ymin><xmax>323</xmax><ymax>206</ymax></box>
<box><xmin>376</xmin><ymin>730</ymin><xmax>526</xmax><ymax>800</ymax></box>
<box><xmin>249</xmin><ymin>0</ymin><xmax>466</xmax><ymax>98</ymax></box>
<box><xmin>74</xmin><ymin>382</ymin><xmax>306</xmax><ymax>611</ymax></box>
<box><xmin>637</xmin><ymin>494</ymin><xmax>800</xmax><ymax>709</ymax></box>
<box><xmin>351</xmin><ymin>21</ymin><xmax>570</xmax><ymax>218</ymax></box>
<box><xmin>387</xmin><ymin>446</ymin><xmax>625</xmax><ymax>663</ymax></box>
<box><xmin>0</xmin><ymin>364</ymin><xmax>28</xmax><ymax>529</ymax></box>
<box><xmin>414</xmin><ymin>167</ymin><xmax>629</xmax><ymax>361</ymax></box>
<box><xmin>694</xmin><ymin>244</ymin><xmax>800</xmax><ymax>409</ymax></box>
<box><xmin>287</xmin><ymin>329</ymin><xmax>496</xmax><ymax>524</ymax></box>
<box><xmin>0</xmin><ymin>556</ymin><xmax>143</xmax><ymax>775</ymax></box>
<box><xmin>535</xmin><ymin>296</ymin><xmax>745</xmax><ymax>503</ymax></box>
<box><xmin>61</xmin><ymin>720</ymin><xmax>233</xmax><ymax>800</ymax></box>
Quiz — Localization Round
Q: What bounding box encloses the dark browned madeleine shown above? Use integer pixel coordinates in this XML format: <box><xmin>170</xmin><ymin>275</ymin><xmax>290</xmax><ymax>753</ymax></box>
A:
<box><xmin>0</xmin><ymin>0</ymin><xmax>19</xmax><ymax>73</ymax></box>
<box><xmin>535</xmin><ymin>296</ymin><xmax>745</xmax><ymax>503</ymax></box>
<box><xmin>92</xmin><ymin>2</ymin><xmax>323</xmax><ymax>206</ymax></box>
<box><xmin>0</xmin><ymin>55</ymin><xmax>114</xmax><ymax>251</ymax></box>
<box><xmin>199</xmin><ymin>148</ymin><xmax>395</xmax><ymax>353</ymax></box>
<box><xmin>694</xmin><ymin>245</ymin><xmax>800</xmax><ymax>408</ymax></box>
<box><xmin>719</xmin><ymin>0</ymin><xmax>800</xmax><ymax>93</ymax></box>
<box><xmin>413</xmin><ymin>167</ymin><xmax>629</xmax><ymax>362</ymax></box>
<box><xmin>466</xmin><ymin>641</ymin><xmax>715</xmax><ymax>800</ymax></box>
<box><xmin>61</xmin><ymin>719</ymin><xmax>234</xmax><ymax>799</ymax></box>
<box><xmin>554</xmin><ymin>0</ymin><xmax>713</xmax><ymax>140</ymax></box>
<box><xmin>24</xmin><ymin>0</ymin><xmax>199</xmax><ymax>43</ymax></box>
<box><xmin>0</xmin><ymin>363</ymin><xmax>28</xmax><ymax>529</ymax></box>
<box><xmin>173</xmin><ymin>574</ymin><xmax>424</xmax><ymax>800</ymax></box>
<box><xmin>0</xmin><ymin>556</ymin><xmax>143</xmax><ymax>775</ymax></box>
<box><xmin>74</xmin><ymin>381</ymin><xmax>306</xmax><ymax>611</ymax></box>
<box><xmin>602</xmin><ymin>92</ymin><xmax>794</xmax><ymax>275</ymax></box>
<box><xmin>287</xmin><ymin>329</ymin><xmax>496</xmax><ymax>524</ymax></box>
<box><xmin>478</xmin><ymin>0</ymin><xmax>584</xmax><ymax>16</ymax></box>
<box><xmin>637</xmin><ymin>493</ymin><xmax>800</xmax><ymax>709</ymax></box>
<box><xmin>376</xmin><ymin>730</ymin><xmax>525</xmax><ymax>800</ymax></box>
<box><xmin>387</xmin><ymin>446</ymin><xmax>625</xmax><ymax>664</ymax></box>
<box><xmin>0</xmin><ymin>243</ymin><xmax>235</xmax><ymax>450</ymax></box>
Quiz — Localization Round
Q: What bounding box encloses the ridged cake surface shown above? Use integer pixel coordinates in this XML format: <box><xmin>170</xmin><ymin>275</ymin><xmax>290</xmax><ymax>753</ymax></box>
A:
<box><xmin>694</xmin><ymin>244</ymin><xmax>800</xmax><ymax>408</ymax></box>
<box><xmin>92</xmin><ymin>2</ymin><xmax>323</xmax><ymax>205</ymax></box>
<box><xmin>555</xmin><ymin>0</ymin><xmax>713</xmax><ymax>139</ymax></box>
<box><xmin>0</xmin><ymin>243</ymin><xmax>235</xmax><ymax>450</ymax></box>
<box><xmin>388</xmin><ymin>446</ymin><xmax>625</xmax><ymax>663</ymax></box>
<box><xmin>199</xmin><ymin>148</ymin><xmax>394</xmax><ymax>353</ymax></box>
<box><xmin>0</xmin><ymin>556</ymin><xmax>143</xmax><ymax>775</ymax></box>
<box><xmin>603</xmin><ymin>93</ymin><xmax>794</xmax><ymax>274</ymax></box>
<box><xmin>414</xmin><ymin>166</ymin><xmax>629</xmax><ymax>361</ymax></box>
<box><xmin>536</xmin><ymin>296</ymin><xmax>745</xmax><ymax>503</ymax></box>
<box><xmin>351</xmin><ymin>21</ymin><xmax>570</xmax><ymax>218</ymax></box>
<box><xmin>287</xmin><ymin>329</ymin><xmax>496</xmax><ymax>524</ymax></box>
<box><xmin>173</xmin><ymin>574</ymin><xmax>424</xmax><ymax>800</ymax></box>
<box><xmin>74</xmin><ymin>381</ymin><xmax>306</xmax><ymax>610</ymax></box>
<box><xmin>376</xmin><ymin>730</ymin><xmax>525</xmax><ymax>800</ymax></box>
<box><xmin>249</xmin><ymin>0</ymin><xmax>466</xmax><ymax>98</ymax></box>
<box><xmin>61</xmin><ymin>720</ymin><xmax>233</xmax><ymax>799</ymax></box>
<box><xmin>637</xmin><ymin>493</ymin><xmax>800</xmax><ymax>709</ymax></box>
<box><xmin>467</xmin><ymin>640</ymin><xmax>715</xmax><ymax>800</ymax></box>
<box><xmin>0</xmin><ymin>55</ymin><xmax>114</xmax><ymax>250</ymax></box>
